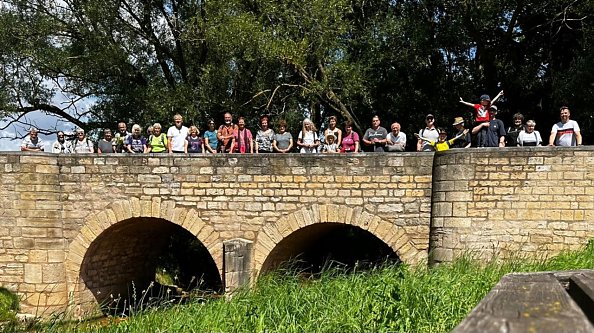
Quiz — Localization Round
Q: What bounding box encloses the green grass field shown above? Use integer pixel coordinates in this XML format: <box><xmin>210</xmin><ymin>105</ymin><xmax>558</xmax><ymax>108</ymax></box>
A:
<box><xmin>7</xmin><ymin>242</ymin><xmax>594</xmax><ymax>333</ymax></box>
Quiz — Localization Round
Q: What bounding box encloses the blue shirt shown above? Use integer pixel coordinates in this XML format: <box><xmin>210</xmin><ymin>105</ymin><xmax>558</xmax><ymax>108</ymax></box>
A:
<box><xmin>204</xmin><ymin>130</ymin><xmax>218</xmax><ymax>151</ymax></box>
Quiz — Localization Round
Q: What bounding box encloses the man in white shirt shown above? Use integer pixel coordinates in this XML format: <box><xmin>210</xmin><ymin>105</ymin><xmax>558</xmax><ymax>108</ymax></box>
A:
<box><xmin>386</xmin><ymin>122</ymin><xmax>406</xmax><ymax>152</ymax></box>
<box><xmin>51</xmin><ymin>131</ymin><xmax>72</xmax><ymax>153</ymax></box>
<box><xmin>417</xmin><ymin>114</ymin><xmax>440</xmax><ymax>151</ymax></box>
<box><xmin>549</xmin><ymin>106</ymin><xmax>582</xmax><ymax>147</ymax></box>
<box><xmin>167</xmin><ymin>114</ymin><xmax>189</xmax><ymax>153</ymax></box>
<box><xmin>21</xmin><ymin>127</ymin><xmax>44</xmax><ymax>152</ymax></box>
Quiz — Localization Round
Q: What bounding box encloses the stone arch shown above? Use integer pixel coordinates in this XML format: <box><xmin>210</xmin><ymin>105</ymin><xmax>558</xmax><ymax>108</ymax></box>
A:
<box><xmin>253</xmin><ymin>204</ymin><xmax>426</xmax><ymax>275</ymax></box>
<box><xmin>65</xmin><ymin>197</ymin><xmax>221</xmax><ymax>315</ymax></box>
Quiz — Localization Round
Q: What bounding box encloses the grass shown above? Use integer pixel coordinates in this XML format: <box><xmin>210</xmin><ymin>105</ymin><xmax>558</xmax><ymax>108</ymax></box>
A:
<box><xmin>13</xmin><ymin>242</ymin><xmax>594</xmax><ymax>333</ymax></box>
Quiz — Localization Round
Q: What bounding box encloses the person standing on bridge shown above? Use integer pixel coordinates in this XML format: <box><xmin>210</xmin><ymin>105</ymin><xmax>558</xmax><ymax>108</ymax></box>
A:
<box><xmin>385</xmin><ymin>122</ymin><xmax>406</xmax><ymax>152</ymax></box>
<box><xmin>167</xmin><ymin>114</ymin><xmax>189</xmax><ymax>154</ymax></box>
<box><xmin>340</xmin><ymin>121</ymin><xmax>360</xmax><ymax>153</ymax></box>
<box><xmin>363</xmin><ymin>115</ymin><xmax>388</xmax><ymax>152</ymax></box>
<box><xmin>297</xmin><ymin>118</ymin><xmax>320</xmax><ymax>153</ymax></box>
<box><xmin>217</xmin><ymin>112</ymin><xmax>237</xmax><ymax>153</ymax></box>
<box><xmin>272</xmin><ymin>120</ymin><xmax>293</xmax><ymax>153</ymax></box>
<box><xmin>549</xmin><ymin>106</ymin><xmax>582</xmax><ymax>147</ymax></box>
<box><xmin>472</xmin><ymin>106</ymin><xmax>506</xmax><ymax>148</ymax></box>
<box><xmin>203</xmin><ymin>119</ymin><xmax>218</xmax><ymax>154</ymax></box>
<box><xmin>451</xmin><ymin>117</ymin><xmax>472</xmax><ymax>149</ymax></box>
<box><xmin>72</xmin><ymin>128</ymin><xmax>94</xmax><ymax>153</ymax></box>
<box><xmin>21</xmin><ymin>127</ymin><xmax>45</xmax><ymax>152</ymax></box>
<box><xmin>255</xmin><ymin>115</ymin><xmax>275</xmax><ymax>154</ymax></box>
<box><xmin>417</xmin><ymin>114</ymin><xmax>440</xmax><ymax>152</ymax></box>
<box><xmin>114</xmin><ymin>122</ymin><xmax>130</xmax><ymax>153</ymax></box>
<box><xmin>51</xmin><ymin>131</ymin><xmax>72</xmax><ymax>153</ymax></box>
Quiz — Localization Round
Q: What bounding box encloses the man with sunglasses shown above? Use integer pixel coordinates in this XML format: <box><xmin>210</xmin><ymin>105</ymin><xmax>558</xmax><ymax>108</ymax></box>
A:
<box><xmin>51</xmin><ymin>131</ymin><xmax>72</xmax><ymax>153</ymax></box>
<box><xmin>417</xmin><ymin>114</ymin><xmax>440</xmax><ymax>151</ymax></box>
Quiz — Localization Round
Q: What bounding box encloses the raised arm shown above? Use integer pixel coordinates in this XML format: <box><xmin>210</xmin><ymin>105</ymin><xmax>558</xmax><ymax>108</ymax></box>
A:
<box><xmin>491</xmin><ymin>90</ymin><xmax>504</xmax><ymax>104</ymax></box>
<box><xmin>414</xmin><ymin>133</ymin><xmax>431</xmax><ymax>143</ymax></box>
<box><xmin>452</xmin><ymin>129</ymin><xmax>469</xmax><ymax>141</ymax></box>
<box><xmin>459</xmin><ymin>97</ymin><xmax>475</xmax><ymax>107</ymax></box>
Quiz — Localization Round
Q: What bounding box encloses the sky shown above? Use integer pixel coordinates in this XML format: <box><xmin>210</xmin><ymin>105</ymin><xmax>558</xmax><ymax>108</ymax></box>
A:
<box><xmin>0</xmin><ymin>112</ymin><xmax>64</xmax><ymax>151</ymax></box>
<box><xmin>0</xmin><ymin>90</ymin><xmax>95</xmax><ymax>151</ymax></box>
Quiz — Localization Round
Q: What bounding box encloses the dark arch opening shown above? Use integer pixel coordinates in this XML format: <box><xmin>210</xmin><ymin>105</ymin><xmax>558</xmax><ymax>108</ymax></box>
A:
<box><xmin>80</xmin><ymin>217</ymin><xmax>222</xmax><ymax>313</ymax></box>
<box><xmin>260</xmin><ymin>223</ymin><xmax>400</xmax><ymax>274</ymax></box>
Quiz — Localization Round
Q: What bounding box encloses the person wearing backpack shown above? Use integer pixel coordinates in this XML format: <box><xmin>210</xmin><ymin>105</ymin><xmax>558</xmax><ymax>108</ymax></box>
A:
<box><xmin>517</xmin><ymin>120</ymin><xmax>542</xmax><ymax>146</ymax></box>
<box><xmin>72</xmin><ymin>128</ymin><xmax>94</xmax><ymax>153</ymax></box>
<box><xmin>297</xmin><ymin>118</ymin><xmax>320</xmax><ymax>153</ymax></box>
<box><xmin>146</xmin><ymin>123</ymin><xmax>168</xmax><ymax>153</ymax></box>
<box><xmin>125</xmin><ymin>124</ymin><xmax>148</xmax><ymax>153</ymax></box>
<box><xmin>417</xmin><ymin>114</ymin><xmax>440</xmax><ymax>152</ymax></box>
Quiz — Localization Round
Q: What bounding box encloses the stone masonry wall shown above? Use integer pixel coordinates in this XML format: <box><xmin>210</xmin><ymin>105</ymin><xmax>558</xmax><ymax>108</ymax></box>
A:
<box><xmin>430</xmin><ymin>147</ymin><xmax>594</xmax><ymax>263</ymax></box>
<box><xmin>0</xmin><ymin>152</ymin><xmax>433</xmax><ymax>315</ymax></box>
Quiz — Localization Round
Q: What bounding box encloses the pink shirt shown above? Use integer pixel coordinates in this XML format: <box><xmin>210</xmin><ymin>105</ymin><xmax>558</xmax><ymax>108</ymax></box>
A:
<box><xmin>341</xmin><ymin>131</ymin><xmax>360</xmax><ymax>152</ymax></box>
<box><xmin>233</xmin><ymin>128</ymin><xmax>253</xmax><ymax>153</ymax></box>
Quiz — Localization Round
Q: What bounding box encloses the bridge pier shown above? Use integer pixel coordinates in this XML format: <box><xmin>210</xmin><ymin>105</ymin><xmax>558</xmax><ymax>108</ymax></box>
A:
<box><xmin>223</xmin><ymin>239</ymin><xmax>253</xmax><ymax>292</ymax></box>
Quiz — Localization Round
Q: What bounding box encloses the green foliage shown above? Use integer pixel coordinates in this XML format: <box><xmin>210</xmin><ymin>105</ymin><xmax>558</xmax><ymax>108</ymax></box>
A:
<box><xmin>0</xmin><ymin>287</ymin><xmax>19</xmax><ymax>322</ymax></box>
<box><xmin>0</xmin><ymin>0</ymin><xmax>593</xmax><ymax>141</ymax></box>
<box><xmin>35</xmin><ymin>241</ymin><xmax>594</xmax><ymax>333</ymax></box>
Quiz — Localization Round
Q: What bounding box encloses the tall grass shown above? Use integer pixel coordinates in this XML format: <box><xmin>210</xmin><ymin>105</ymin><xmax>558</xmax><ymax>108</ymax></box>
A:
<box><xmin>30</xmin><ymin>242</ymin><xmax>594</xmax><ymax>333</ymax></box>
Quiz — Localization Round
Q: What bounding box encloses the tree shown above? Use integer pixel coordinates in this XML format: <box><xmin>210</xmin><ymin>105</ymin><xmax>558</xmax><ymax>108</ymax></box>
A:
<box><xmin>1</xmin><ymin>0</ymin><xmax>592</xmax><ymax>143</ymax></box>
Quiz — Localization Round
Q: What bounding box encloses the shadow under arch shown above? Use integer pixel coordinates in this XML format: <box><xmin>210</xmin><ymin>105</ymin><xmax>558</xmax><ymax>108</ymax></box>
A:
<box><xmin>66</xmin><ymin>198</ymin><xmax>222</xmax><ymax>315</ymax></box>
<box><xmin>79</xmin><ymin>217</ymin><xmax>222</xmax><ymax>310</ymax></box>
<box><xmin>254</xmin><ymin>204</ymin><xmax>426</xmax><ymax>276</ymax></box>
<box><xmin>260</xmin><ymin>223</ymin><xmax>400</xmax><ymax>274</ymax></box>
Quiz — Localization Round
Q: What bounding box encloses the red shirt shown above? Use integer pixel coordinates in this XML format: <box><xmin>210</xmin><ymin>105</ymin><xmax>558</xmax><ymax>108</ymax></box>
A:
<box><xmin>474</xmin><ymin>104</ymin><xmax>490</xmax><ymax>123</ymax></box>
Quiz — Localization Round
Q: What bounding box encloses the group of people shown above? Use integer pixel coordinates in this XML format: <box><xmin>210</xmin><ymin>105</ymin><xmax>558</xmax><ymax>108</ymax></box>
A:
<box><xmin>19</xmin><ymin>97</ymin><xmax>583</xmax><ymax>154</ymax></box>
<box><xmin>414</xmin><ymin>92</ymin><xmax>581</xmax><ymax>152</ymax></box>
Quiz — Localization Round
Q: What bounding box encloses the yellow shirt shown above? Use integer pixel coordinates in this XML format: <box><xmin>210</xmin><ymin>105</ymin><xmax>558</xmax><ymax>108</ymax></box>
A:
<box><xmin>430</xmin><ymin>139</ymin><xmax>455</xmax><ymax>152</ymax></box>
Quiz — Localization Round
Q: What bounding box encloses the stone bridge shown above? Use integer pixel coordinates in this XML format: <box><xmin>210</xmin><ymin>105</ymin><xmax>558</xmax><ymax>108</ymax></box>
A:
<box><xmin>1</xmin><ymin>148</ymin><xmax>593</xmax><ymax>316</ymax></box>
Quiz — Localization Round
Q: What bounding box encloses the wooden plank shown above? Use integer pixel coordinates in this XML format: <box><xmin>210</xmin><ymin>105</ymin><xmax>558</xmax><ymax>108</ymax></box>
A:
<box><xmin>569</xmin><ymin>272</ymin><xmax>594</xmax><ymax>324</ymax></box>
<box><xmin>452</xmin><ymin>272</ymin><xmax>594</xmax><ymax>333</ymax></box>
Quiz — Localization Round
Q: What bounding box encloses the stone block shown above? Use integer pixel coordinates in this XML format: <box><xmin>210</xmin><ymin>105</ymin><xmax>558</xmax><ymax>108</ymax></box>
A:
<box><xmin>24</xmin><ymin>264</ymin><xmax>43</xmax><ymax>284</ymax></box>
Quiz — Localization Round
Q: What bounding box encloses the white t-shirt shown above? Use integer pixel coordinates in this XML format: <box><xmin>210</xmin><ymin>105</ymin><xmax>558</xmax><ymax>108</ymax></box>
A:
<box><xmin>298</xmin><ymin>131</ymin><xmax>318</xmax><ymax>153</ymax></box>
<box><xmin>418</xmin><ymin>127</ymin><xmax>439</xmax><ymax>151</ymax></box>
<box><xmin>167</xmin><ymin>125</ymin><xmax>189</xmax><ymax>152</ymax></box>
<box><xmin>517</xmin><ymin>130</ymin><xmax>542</xmax><ymax>146</ymax></box>
<box><xmin>387</xmin><ymin>132</ymin><xmax>406</xmax><ymax>146</ymax></box>
<box><xmin>551</xmin><ymin>120</ymin><xmax>580</xmax><ymax>146</ymax></box>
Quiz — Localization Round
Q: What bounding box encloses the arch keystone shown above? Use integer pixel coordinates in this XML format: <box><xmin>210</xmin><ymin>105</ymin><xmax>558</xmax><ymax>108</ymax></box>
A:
<box><xmin>151</xmin><ymin>197</ymin><xmax>161</xmax><ymax>216</ymax></box>
<box><xmin>327</xmin><ymin>204</ymin><xmax>339</xmax><ymax>222</ymax></box>
<box><xmin>319</xmin><ymin>204</ymin><xmax>328</xmax><ymax>222</ymax></box>
<box><xmin>130</xmin><ymin>197</ymin><xmax>141</xmax><ymax>217</ymax></box>
<box><xmin>140</xmin><ymin>200</ymin><xmax>152</xmax><ymax>217</ymax></box>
